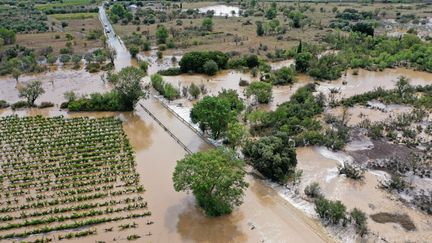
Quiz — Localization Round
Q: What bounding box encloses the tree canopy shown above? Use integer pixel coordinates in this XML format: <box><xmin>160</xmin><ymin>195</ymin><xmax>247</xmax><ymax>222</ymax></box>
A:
<box><xmin>19</xmin><ymin>80</ymin><xmax>45</xmax><ymax>106</ymax></box>
<box><xmin>172</xmin><ymin>149</ymin><xmax>248</xmax><ymax>216</ymax></box>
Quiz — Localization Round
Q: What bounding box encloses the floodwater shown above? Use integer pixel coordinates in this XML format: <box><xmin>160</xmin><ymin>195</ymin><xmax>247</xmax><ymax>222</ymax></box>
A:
<box><xmin>0</xmin><ymin>68</ymin><xmax>109</xmax><ymax>104</ymax></box>
<box><xmin>294</xmin><ymin>147</ymin><xmax>432</xmax><ymax>243</ymax></box>
<box><xmin>317</xmin><ymin>68</ymin><xmax>432</xmax><ymax>99</ymax></box>
<box><xmin>196</xmin><ymin>5</ymin><xmax>240</xmax><ymax>17</ymax></box>
<box><xmin>327</xmin><ymin>103</ymin><xmax>413</xmax><ymax>127</ymax></box>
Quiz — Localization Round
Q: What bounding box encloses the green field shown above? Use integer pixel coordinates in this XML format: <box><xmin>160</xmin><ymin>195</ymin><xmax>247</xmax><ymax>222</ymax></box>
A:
<box><xmin>35</xmin><ymin>0</ymin><xmax>102</xmax><ymax>11</ymax></box>
<box><xmin>49</xmin><ymin>12</ymin><xmax>98</xmax><ymax>20</ymax></box>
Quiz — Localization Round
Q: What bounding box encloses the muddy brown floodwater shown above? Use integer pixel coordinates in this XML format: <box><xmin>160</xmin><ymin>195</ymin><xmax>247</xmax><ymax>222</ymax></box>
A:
<box><xmin>317</xmin><ymin>68</ymin><xmax>432</xmax><ymax>99</ymax></box>
<box><xmin>295</xmin><ymin>147</ymin><xmax>432</xmax><ymax>243</ymax></box>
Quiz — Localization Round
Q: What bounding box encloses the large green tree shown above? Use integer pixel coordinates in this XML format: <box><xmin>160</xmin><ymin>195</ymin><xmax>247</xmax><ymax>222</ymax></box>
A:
<box><xmin>243</xmin><ymin>135</ymin><xmax>297</xmax><ymax>184</ymax></box>
<box><xmin>190</xmin><ymin>96</ymin><xmax>236</xmax><ymax>139</ymax></box>
<box><xmin>108</xmin><ymin>66</ymin><xmax>147</xmax><ymax>110</ymax></box>
<box><xmin>173</xmin><ymin>149</ymin><xmax>248</xmax><ymax>216</ymax></box>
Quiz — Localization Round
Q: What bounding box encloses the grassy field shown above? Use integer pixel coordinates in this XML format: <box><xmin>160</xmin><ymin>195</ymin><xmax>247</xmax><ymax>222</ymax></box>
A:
<box><xmin>49</xmin><ymin>12</ymin><xmax>98</xmax><ymax>21</ymax></box>
<box><xmin>35</xmin><ymin>0</ymin><xmax>103</xmax><ymax>11</ymax></box>
<box><xmin>0</xmin><ymin>116</ymin><xmax>150</xmax><ymax>241</ymax></box>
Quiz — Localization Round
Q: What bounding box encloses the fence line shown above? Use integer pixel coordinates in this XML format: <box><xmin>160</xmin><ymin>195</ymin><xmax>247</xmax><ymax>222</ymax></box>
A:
<box><xmin>139</xmin><ymin>103</ymin><xmax>193</xmax><ymax>154</ymax></box>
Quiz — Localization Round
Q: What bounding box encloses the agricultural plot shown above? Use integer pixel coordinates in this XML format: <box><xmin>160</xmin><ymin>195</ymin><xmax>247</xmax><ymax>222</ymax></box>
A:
<box><xmin>0</xmin><ymin>116</ymin><xmax>150</xmax><ymax>241</ymax></box>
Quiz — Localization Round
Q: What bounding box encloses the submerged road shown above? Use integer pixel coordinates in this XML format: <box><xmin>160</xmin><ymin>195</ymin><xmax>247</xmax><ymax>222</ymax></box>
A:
<box><xmin>98</xmin><ymin>5</ymin><xmax>334</xmax><ymax>242</ymax></box>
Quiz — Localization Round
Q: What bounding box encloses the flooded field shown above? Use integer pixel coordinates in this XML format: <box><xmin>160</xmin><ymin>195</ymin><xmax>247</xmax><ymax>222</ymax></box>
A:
<box><xmin>317</xmin><ymin>68</ymin><xmax>432</xmax><ymax>99</ymax></box>
<box><xmin>0</xmin><ymin>68</ymin><xmax>109</xmax><ymax>105</ymax></box>
<box><xmin>294</xmin><ymin>147</ymin><xmax>432</xmax><ymax>243</ymax></box>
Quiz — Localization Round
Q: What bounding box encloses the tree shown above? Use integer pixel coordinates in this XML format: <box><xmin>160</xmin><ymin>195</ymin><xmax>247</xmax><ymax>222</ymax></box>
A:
<box><xmin>201</xmin><ymin>17</ymin><xmax>213</xmax><ymax>31</ymax></box>
<box><xmin>107</xmin><ymin>48</ymin><xmax>117</xmax><ymax>65</ymax></box>
<box><xmin>315</xmin><ymin>198</ymin><xmax>347</xmax><ymax>225</ymax></box>
<box><xmin>19</xmin><ymin>80</ymin><xmax>45</xmax><ymax>106</ymax></box>
<box><xmin>0</xmin><ymin>28</ymin><xmax>16</xmax><ymax>44</ymax></box>
<box><xmin>156</xmin><ymin>25</ymin><xmax>169</xmax><ymax>44</ymax></box>
<box><xmin>179</xmin><ymin>51</ymin><xmax>228</xmax><ymax>74</ymax></box>
<box><xmin>173</xmin><ymin>149</ymin><xmax>248</xmax><ymax>216</ymax></box>
<box><xmin>351</xmin><ymin>22</ymin><xmax>374</xmax><ymax>36</ymax></box>
<box><xmin>188</xmin><ymin>83</ymin><xmax>201</xmax><ymax>99</ymax></box>
<box><xmin>295</xmin><ymin>52</ymin><xmax>312</xmax><ymax>73</ymax></box>
<box><xmin>12</xmin><ymin>68</ymin><xmax>21</xmax><ymax>82</ymax></box>
<box><xmin>217</xmin><ymin>89</ymin><xmax>245</xmax><ymax>113</ymax></box>
<box><xmin>190</xmin><ymin>96</ymin><xmax>236</xmax><ymax>139</ymax></box>
<box><xmin>129</xmin><ymin>46</ymin><xmax>139</xmax><ymax>58</ymax></box>
<box><xmin>225</xmin><ymin>122</ymin><xmax>248</xmax><ymax>148</ymax></box>
<box><xmin>203</xmin><ymin>60</ymin><xmax>218</xmax><ymax>75</ymax></box>
<box><xmin>246</xmin><ymin>81</ymin><xmax>273</xmax><ymax>104</ymax></box>
<box><xmin>246</xmin><ymin>54</ymin><xmax>259</xmax><ymax>68</ymax></box>
<box><xmin>271</xmin><ymin>67</ymin><xmax>296</xmax><ymax>85</ymax></box>
<box><xmin>395</xmin><ymin>76</ymin><xmax>413</xmax><ymax>99</ymax></box>
<box><xmin>108</xmin><ymin>67</ymin><xmax>147</xmax><ymax>110</ymax></box>
<box><xmin>243</xmin><ymin>136</ymin><xmax>297</xmax><ymax>184</ymax></box>
<box><xmin>256</xmin><ymin>21</ymin><xmax>264</xmax><ymax>36</ymax></box>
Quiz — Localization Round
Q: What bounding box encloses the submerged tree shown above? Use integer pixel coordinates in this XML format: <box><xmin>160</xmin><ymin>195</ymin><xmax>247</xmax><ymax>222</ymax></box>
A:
<box><xmin>108</xmin><ymin>66</ymin><xmax>147</xmax><ymax>110</ymax></box>
<box><xmin>19</xmin><ymin>80</ymin><xmax>45</xmax><ymax>106</ymax></box>
<box><xmin>173</xmin><ymin>149</ymin><xmax>248</xmax><ymax>216</ymax></box>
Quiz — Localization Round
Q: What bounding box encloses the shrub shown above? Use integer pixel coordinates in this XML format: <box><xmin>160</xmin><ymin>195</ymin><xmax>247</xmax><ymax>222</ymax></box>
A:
<box><xmin>380</xmin><ymin>175</ymin><xmax>408</xmax><ymax>193</ymax></box>
<box><xmin>270</xmin><ymin>67</ymin><xmax>296</xmax><ymax>85</ymax></box>
<box><xmin>138</xmin><ymin>60</ymin><xmax>148</xmax><ymax>73</ymax></box>
<box><xmin>11</xmin><ymin>100</ymin><xmax>30</xmax><ymax>110</ymax></box>
<box><xmin>315</xmin><ymin>197</ymin><xmax>347</xmax><ymax>225</ymax></box>
<box><xmin>188</xmin><ymin>83</ymin><xmax>201</xmax><ymax>99</ymax></box>
<box><xmin>203</xmin><ymin>60</ymin><xmax>218</xmax><ymax>76</ymax></box>
<box><xmin>245</xmin><ymin>81</ymin><xmax>272</xmax><ymax>104</ymax></box>
<box><xmin>0</xmin><ymin>100</ymin><xmax>10</xmax><ymax>109</ymax></box>
<box><xmin>179</xmin><ymin>51</ymin><xmax>228</xmax><ymax>74</ymax></box>
<box><xmin>350</xmin><ymin>208</ymin><xmax>368</xmax><ymax>236</ymax></box>
<box><xmin>304</xmin><ymin>182</ymin><xmax>322</xmax><ymax>199</ymax></box>
<box><xmin>129</xmin><ymin>46</ymin><xmax>139</xmax><ymax>58</ymax></box>
<box><xmin>38</xmin><ymin>102</ymin><xmax>54</xmax><ymax>108</ymax></box>
<box><xmin>338</xmin><ymin>163</ymin><xmax>365</xmax><ymax>180</ymax></box>
<box><xmin>243</xmin><ymin>136</ymin><xmax>297</xmax><ymax>184</ymax></box>
<box><xmin>157</xmin><ymin>67</ymin><xmax>182</xmax><ymax>76</ymax></box>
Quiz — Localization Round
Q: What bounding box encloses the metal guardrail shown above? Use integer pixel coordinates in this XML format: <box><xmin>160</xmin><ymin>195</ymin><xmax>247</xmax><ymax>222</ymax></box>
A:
<box><xmin>139</xmin><ymin>103</ymin><xmax>193</xmax><ymax>154</ymax></box>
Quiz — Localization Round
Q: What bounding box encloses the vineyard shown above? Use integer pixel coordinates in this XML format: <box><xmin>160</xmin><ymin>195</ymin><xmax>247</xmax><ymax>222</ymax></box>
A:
<box><xmin>0</xmin><ymin>116</ymin><xmax>150</xmax><ymax>241</ymax></box>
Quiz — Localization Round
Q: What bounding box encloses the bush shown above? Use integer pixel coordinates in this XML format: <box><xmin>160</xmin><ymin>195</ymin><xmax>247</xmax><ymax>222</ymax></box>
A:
<box><xmin>304</xmin><ymin>182</ymin><xmax>322</xmax><ymax>199</ymax></box>
<box><xmin>315</xmin><ymin>197</ymin><xmax>347</xmax><ymax>225</ymax></box>
<box><xmin>129</xmin><ymin>46</ymin><xmax>139</xmax><ymax>58</ymax></box>
<box><xmin>138</xmin><ymin>60</ymin><xmax>148</xmax><ymax>73</ymax></box>
<box><xmin>350</xmin><ymin>208</ymin><xmax>368</xmax><ymax>236</ymax></box>
<box><xmin>68</xmin><ymin>91</ymin><xmax>125</xmax><ymax>111</ymax></box>
<box><xmin>179</xmin><ymin>51</ymin><xmax>228</xmax><ymax>74</ymax></box>
<box><xmin>270</xmin><ymin>67</ymin><xmax>296</xmax><ymax>85</ymax></box>
<box><xmin>157</xmin><ymin>67</ymin><xmax>182</xmax><ymax>76</ymax></box>
<box><xmin>379</xmin><ymin>175</ymin><xmax>408</xmax><ymax>193</ymax></box>
<box><xmin>338</xmin><ymin>163</ymin><xmax>365</xmax><ymax>180</ymax></box>
<box><xmin>38</xmin><ymin>102</ymin><xmax>54</xmax><ymax>108</ymax></box>
<box><xmin>246</xmin><ymin>81</ymin><xmax>272</xmax><ymax>104</ymax></box>
<box><xmin>203</xmin><ymin>60</ymin><xmax>218</xmax><ymax>76</ymax></box>
<box><xmin>0</xmin><ymin>100</ymin><xmax>10</xmax><ymax>109</ymax></box>
<box><xmin>11</xmin><ymin>100</ymin><xmax>30</xmax><ymax>110</ymax></box>
<box><xmin>243</xmin><ymin>136</ymin><xmax>297</xmax><ymax>184</ymax></box>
